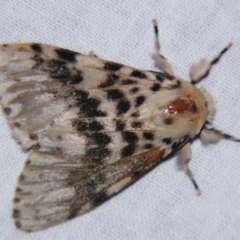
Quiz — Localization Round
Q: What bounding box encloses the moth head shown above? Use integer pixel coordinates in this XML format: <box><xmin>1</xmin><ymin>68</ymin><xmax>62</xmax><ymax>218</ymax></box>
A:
<box><xmin>139</xmin><ymin>79</ymin><xmax>214</xmax><ymax>139</ymax></box>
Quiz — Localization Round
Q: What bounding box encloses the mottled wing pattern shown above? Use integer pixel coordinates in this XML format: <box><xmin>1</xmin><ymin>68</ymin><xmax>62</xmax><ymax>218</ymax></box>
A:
<box><xmin>0</xmin><ymin>43</ymin><xmax>184</xmax><ymax>232</ymax></box>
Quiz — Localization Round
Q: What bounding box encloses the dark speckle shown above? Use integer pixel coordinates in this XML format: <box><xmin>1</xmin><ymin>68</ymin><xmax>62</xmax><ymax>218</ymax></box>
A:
<box><xmin>19</xmin><ymin>174</ymin><xmax>26</xmax><ymax>181</ymax></box>
<box><xmin>131</xmin><ymin>122</ymin><xmax>142</xmax><ymax>128</ymax></box>
<box><xmin>73</xmin><ymin>90</ymin><xmax>107</xmax><ymax>117</ymax></box>
<box><xmin>73</xmin><ymin>90</ymin><xmax>88</xmax><ymax>101</ymax></box>
<box><xmin>3</xmin><ymin>107</ymin><xmax>11</xmax><ymax>115</ymax></box>
<box><xmin>15</xmin><ymin>221</ymin><xmax>22</xmax><ymax>229</ymax></box>
<box><xmin>121</xmin><ymin>144</ymin><xmax>136</xmax><ymax>158</ymax></box>
<box><xmin>164</xmin><ymin>118</ymin><xmax>174</xmax><ymax>125</ymax></box>
<box><xmin>122</xmin><ymin>131</ymin><xmax>138</xmax><ymax>143</ymax></box>
<box><xmin>47</xmin><ymin>59</ymin><xmax>71</xmax><ymax>80</ymax></box>
<box><xmin>33</xmin><ymin>56</ymin><xmax>45</xmax><ymax>68</ymax></box>
<box><xmin>87</xmin><ymin>132</ymin><xmax>111</xmax><ymax>145</ymax></box>
<box><xmin>16</xmin><ymin>187</ymin><xmax>23</xmax><ymax>192</ymax></box>
<box><xmin>29</xmin><ymin>133</ymin><xmax>38</xmax><ymax>140</ymax></box>
<box><xmin>13</xmin><ymin>198</ymin><xmax>20</xmax><ymax>203</ymax></box>
<box><xmin>107</xmin><ymin>89</ymin><xmax>124</xmax><ymax>100</ymax></box>
<box><xmin>55</xmin><ymin>48</ymin><xmax>78</xmax><ymax>62</ymax></box>
<box><xmin>93</xmin><ymin>192</ymin><xmax>108</xmax><ymax>206</ymax></box>
<box><xmin>14</xmin><ymin>122</ymin><xmax>21</xmax><ymax>128</ymax></box>
<box><xmin>171</xmin><ymin>137</ymin><xmax>188</xmax><ymax>152</ymax></box>
<box><xmin>99</xmin><ymin>74</ymin><xmax>119</xmax><ymax>88</ymax></box>
<box><xmin>170</xmin><ymin>80</ymin><xmax>181</xmax><ymax>89</ymax></box>
<box><xmin>89</xmin><ymin>120</ymin><xmax>104</xmax><ymax>131</ymax></box>
<box><xmin>121</xmin><ymin>79</ymin><xmax>137</xmax><ymax>85</ymax></box>
<box><xmin>26</xmin><ymin>160</ymin><xmax>31</xmax><ymax>165</ymax></box>
<box><xmin>132</xmin><ymin>170</ymin><xmax>145</xmax><ymax>179</ymax></box>
<box><xmin>162</xmin><ymin>137</ymin><xmax>172</xmax><ymax>144</ymax></box>
<box><xmin>31</xmin><ymin>43</ymin><xmax>42</xmax><ymax>53</ymax></box>
<box><xmin>131</xmin><ymin>112</ymin><xmax>139</xmax><ymax>117</ymax></box>
<box><xmin>56</xmin><ymin>135</ymin><xmax>63</xmax><ymax>141</ymax></box>
<box><xmin>12</xmin><ymin>209</ymin><xmax>20</xmax><ymax>218</ymax></box>
<box><xmin>69</xmin><ymin>70</ymin><xmax>83</xmax><ymax>84</ymax></box>
<box><xmin>143</xmin><ymin>132</ymin><xmax>154</xmax><ymax>140</ymax></box>
<box><xmin>155</xmin><ymin>74</ymin><xmax>164</xmax><ymax>82</ymax></box>
<box><xmin>86</xmin><ymin>147</ymin><xmax>110</xmax><ymax>162</ymax></box>
<box><xmin>47</xmin><ymin>58</ymin><xmax>83</xmax><ymax>84</ymax></box>
<box><xmin>151</xmin><ymin>83</ymin><xmax>160</xmax><ymax>91</ymax></box>
<box><xmin>190</xmin><ymin>104</ymin><xmax>197</xmax><ymax>113</ymax></box>
<box><xmin>67</xmin><ymin>212</ymin><xmax>78</xmax><ymax>220</ymax></box>
<box><xmin>115</xmin><ymin>119</ymin><xmax>126</xmax><ymax>131</ymax></box>
<box><xmin>104</xmin><ymin>62</ymin><xmax>123</xmax><ymax>71</ymax></box>
<box><xmin>131</xmin><ymin>70</ymin><xmax>146</xmax><ymax>79</ymax></box>
<box><xmin>144</xmin><ymin>143</ymin><xmax>153</xmax><ymax>149</ymax></box>
<box><xmin>72</xmin><ymin>119</ymin><xmax>87</xmax><ymax>131</ymax></box>
<box><xmin>130</xmin><ymin>87</ymin><xmax>139</xmax><ymax>94</ymax></box>
<box><xmin>135</xmin><ymin>96</ymin><xmax>145</xmax><ymax>107</ymax></box>
<box><xmin>117</xmin><ymin>99</ymin><xmax>131</xmax><ymax>115</ymax></box>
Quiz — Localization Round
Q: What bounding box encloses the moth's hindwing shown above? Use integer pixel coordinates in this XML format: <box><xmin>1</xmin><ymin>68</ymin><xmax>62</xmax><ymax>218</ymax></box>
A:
<box><xmin>0</xmin><ymin>43</ymin><xmax>185</xmax><ymax>232</ymax></box>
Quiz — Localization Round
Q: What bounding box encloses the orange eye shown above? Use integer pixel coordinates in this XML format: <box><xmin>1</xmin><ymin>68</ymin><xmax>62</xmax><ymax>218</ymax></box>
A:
<box><xmin>167</xmin><ymin>98</ymin><xmax>196</xmax><ymax>115</ymax></box>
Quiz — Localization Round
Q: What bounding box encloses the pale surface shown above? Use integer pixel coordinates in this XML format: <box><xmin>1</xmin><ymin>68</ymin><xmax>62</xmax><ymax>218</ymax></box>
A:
<box><xmin>0</xmin><ymin>1</ymin><xmax>240</xmax><ymax>239</ymax></box>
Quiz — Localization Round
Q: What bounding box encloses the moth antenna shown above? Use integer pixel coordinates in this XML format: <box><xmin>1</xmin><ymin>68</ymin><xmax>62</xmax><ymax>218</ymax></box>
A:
<box><xmin>190</xmin><ymin>42</ymin><xmax>233</xmax><ymax>83</ymax></box>
<box><xmin>200</xmin><ymin>127</ymin><xmax>240</xmax><ymax>144</ymax></box>
<box><xmin>152</xmin><ymin>19</ymin><xmax>174</xmax><ymax>75</ymax></box>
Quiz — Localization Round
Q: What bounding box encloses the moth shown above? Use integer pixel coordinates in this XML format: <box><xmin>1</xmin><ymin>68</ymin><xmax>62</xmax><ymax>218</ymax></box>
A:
<box><xmin>0</xmin><ymin>19</ymin><xmax>239</xmax><ymax>232</ymax></box>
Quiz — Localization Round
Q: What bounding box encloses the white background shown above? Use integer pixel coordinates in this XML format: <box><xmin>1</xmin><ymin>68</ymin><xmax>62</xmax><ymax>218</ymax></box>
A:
<box><xmin>0</xmin><ymin>1</ymin><xmax>240</xmax><ymax>239</ymax></box>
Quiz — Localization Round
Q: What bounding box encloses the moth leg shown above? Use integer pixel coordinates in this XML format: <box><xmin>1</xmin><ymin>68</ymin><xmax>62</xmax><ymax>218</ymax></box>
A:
<box><xmin>152</xmin><ymin>19</ymin><xmax>174</xmax><ymax>75</ymax></box>
<box><xmin>190</xmin><ymin>42</ymin><xmax>233</xmax><ymax>83</ymax></box>
<box><xmin>177</xmin><ymin>143</ymin><xmax>201</xmax><ymax>196</ymax></box>
<box><xmin>200</xmin><ymin>127</ymin><xmax>240</xmax><ymax>144</ymax></box>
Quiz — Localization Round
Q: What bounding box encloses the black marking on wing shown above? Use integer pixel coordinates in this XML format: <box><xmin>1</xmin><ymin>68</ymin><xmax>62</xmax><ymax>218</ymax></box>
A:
<box><xmin>121</xmin><ymin>144</ymin><xmax>136</xmax><ymax>158</ymax></box>
<box><xmin>115</xmin><ymin>119</ymin><xmax>126</xmax><ymax>131</ymax></box>
<box><xmin>85</xmin><ymin>132</ymin><xmax>112</xmax><ymax>145</ymax></box>
<box><xmin>162</xmin><ymin>137</ymin><xmax>172</xmax><ymax>144</ymax></box>
<box><xmin>121</xmin><ymin>131</ymin><xmax>139</xmax><ymax>157</ymax></box>
<box><xmin>99</xmin><ymin>74</ymin><xmax>119</xmax><ymax>88</ymax></box>
<box><xmin>155</xmin><ymin>74</ymin><xmax>164</xmax><ymax>82</ymax></box>
<box><xmin>131</xmin><ymin>122</ymin><xmax>142</xmax><ymax>128</ymax></box>
<box><xmin>170</xmin><ymin>80</ymin><xmax>181</xmax><ymax>89</ymax></box>
<box><xmin>130</xmin><ymin>87</ymin><xmax>139</xmax><ymax>94</ymax></box>
<box><xmin>117</xmin><ymin>99</ymin><xmax>131</xmax><ymax>115</ymax></box>
<box><xmin>143</xmin><ymin>132</ymin><xmax>154</xmax><ymax>140</ymax></box>
<box><xmin>85</xmin><ymin>147</ymin><xmax>111</xmax><ymax>163</ymax></box>
<box><xmin>121</xmin><ymin>79</ymin><xmax>138</xmax><ymax>85</ymax></box>
<box><xmin>107</xmin><ymin>89</ymin><xmax>124</xmax><ymax>100</ymax></box>
<box><xmin>31</xmin><ymin>44</ymin><xmax>42</xmax><ymax>53</ymax></box>
<box><xmin>45</xmin><ymin>59</ymin><xmax>83</xmax><ymax>84</ymax></box>
<box><xmin>135</xmin><ymin>96</ymin><xmax>145</xmax><ymax>107</ymax></box>
<box><xmin>73</xmin><ymin>90</ymin><xmax>107</xmax><ymax>117</ymax></box>
<box><xmin>171</xmin><ymin>136</ymin><xmax>189</xmax><ymax>152</ymax></box>
<box><xmin>104</xmin><ymin>62</ymin><xmax>123</xmax><ymax>72</ymax></box>
<box><xmin>151</xmin><ymin>83</ymin><xmax>161</xmax><ymax>91</ymax></box>
<box><xmin>144</xmin><ymin>143</ymin><xmax>154</xmax><ymax>149</ymax></box>
<box><xmin>122</xmin><ymin>132</ymin><xmax>138</xmax><ymax>143</ymax></box>
<box><xmin>72</xmin><ymin>119</ymin><xmax>104</xmax><ymax>132</ymax></box>
<box><xmin>93</xmin><ymin>192</ymin><xmax>108</xmax><ymax>207</ymax></box>
<box><xmin>55</xmin><ymin>48</ymin><xmax>79</xmax><ymax>62</ymax></box>
<box><xmin>130</xmin><ymin>70</ymin><xmax>147</xmax><ymax>79</ymax></box>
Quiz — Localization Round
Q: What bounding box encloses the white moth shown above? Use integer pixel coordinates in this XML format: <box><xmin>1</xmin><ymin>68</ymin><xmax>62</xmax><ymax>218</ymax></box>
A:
<box><xmin>0</xmin><ymin>19</ymin><xmax>239</xmax><ymax>232</ymax></box>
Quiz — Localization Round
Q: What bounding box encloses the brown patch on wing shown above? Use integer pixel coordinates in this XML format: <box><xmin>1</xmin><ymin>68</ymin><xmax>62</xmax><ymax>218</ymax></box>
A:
<box><xmin>145</xmin><ymin>147</ymin><xmax>163</xmax><ymax>165</ymax></box>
